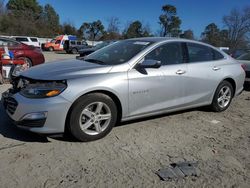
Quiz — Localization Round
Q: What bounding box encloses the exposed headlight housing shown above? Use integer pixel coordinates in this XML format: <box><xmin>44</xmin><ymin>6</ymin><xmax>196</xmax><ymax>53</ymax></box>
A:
<box><xmin>20</xmin><ymin>80</ymin><xmax>67</xmax><ymax>98</ymax></box>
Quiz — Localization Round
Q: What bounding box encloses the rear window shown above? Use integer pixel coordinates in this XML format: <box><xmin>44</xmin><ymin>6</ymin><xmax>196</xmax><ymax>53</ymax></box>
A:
<box><xmin>30</xmin><ymin>38</ymin><xmax>38</xmax><ymax>42</ymax></box>
<box><xmin>213</xmin><ymin>49</ymin><xmax>225</xmax><ymax>60</ymax></box>
<box><xmin>15</xmin><ymin>37</ymin><xmax>29</xmax><ymax>42</ymax></box>
<box><xmin>0</xmin><ymin>39</ymin><xmax>19</xmax><ymax>47</ymax></box>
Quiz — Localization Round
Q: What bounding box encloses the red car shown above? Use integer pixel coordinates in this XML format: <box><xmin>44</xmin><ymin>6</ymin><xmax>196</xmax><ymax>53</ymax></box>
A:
<box><xmin>0</xmin><ymin>37</ymin><xmax>45</xmax><ymax>67</ymax></box>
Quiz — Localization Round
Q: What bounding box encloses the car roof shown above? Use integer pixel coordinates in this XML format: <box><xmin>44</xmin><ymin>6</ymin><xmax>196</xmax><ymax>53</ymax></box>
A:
<box><xmin>11</xmin><ymin>36</ymin><xmax>38</xmax><ymax>38</ymax></box>
<box><xmin>127</xmin><ymin>37</ymin><xmax>211</xmax><ymax>44</ymax></box>
<box><xmin>0</xmin><ymin>37</ymin><xmax>20</xmax><ymax>42</ymax></box>
<box><xmin>127</xmin><ymin>37</ymin><xmax>223</xmax><ymax>50</ymax></box>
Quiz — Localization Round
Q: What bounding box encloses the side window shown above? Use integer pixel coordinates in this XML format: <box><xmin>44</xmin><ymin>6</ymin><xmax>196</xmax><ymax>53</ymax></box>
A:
<box><xmin>213</xmin><ymin>49</ymin><xmax>225</xmax><ymax>60</ymax></box>
<box><xmin>70</xmin><ymin>41</ymin><xmax>76</xmax><ymax>45</ymax></box>
<box><xmin>0</xmin><ymin>39</ymin><xmax>8</xmax><ymax>46</ymax></box>
<box><xmin>77</xmin><ymin>41</ymin><xmax>81</xmax><ymax>45</ymax></box>
<box><xmin>30</xmin><ymin>38</ymin><xmax>38</xmax><ymax>42</ymax></box>
<box><xmin>145</xmin><ymin>42</ymin><xmax>184</xmax><ymax>65</ymax></box>
<box><xmin>15</xmin><ymin>37</ymin><xmax>29</xmax><ymax>42</ymax></box>
<box><xmin>187</xmin><ymin>43</ymin><xmax>213</xmax><ymax>63</ymax></box>
<box><xmin>55</xmin><ymin>40</ymin><xmax>61</xmax><ymax>44</ymax></box>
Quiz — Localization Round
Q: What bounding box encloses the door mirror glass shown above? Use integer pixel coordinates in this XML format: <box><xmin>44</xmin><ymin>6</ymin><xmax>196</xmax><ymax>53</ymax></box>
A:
<box><xmin>139</xmin><ymin>59</ymin><xmax>161</xmax><ymax>69</ymax></box>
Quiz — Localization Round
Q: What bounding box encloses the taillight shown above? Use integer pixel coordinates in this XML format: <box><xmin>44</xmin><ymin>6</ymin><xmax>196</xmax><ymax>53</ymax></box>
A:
<box><xmin>241</xmin><ymin>64</ymin><xmax>247</xmax><ymax>71</ymax></box>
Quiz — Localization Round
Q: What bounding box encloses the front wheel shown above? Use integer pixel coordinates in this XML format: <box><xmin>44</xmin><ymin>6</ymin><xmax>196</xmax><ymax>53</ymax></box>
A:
<box><xmin>210</xmin><ymin>81</ymin><xmax>234</xmax><ymax>112</ymax></box>
<box><xmin>71</xmin><ymin>48</ymin><xmax>78</xmax><ymax>54</ymax></box>
<box><xmin>68</xmin><ymin>93</ymin><xmax>117</xmax><ymax>142</ymax></box>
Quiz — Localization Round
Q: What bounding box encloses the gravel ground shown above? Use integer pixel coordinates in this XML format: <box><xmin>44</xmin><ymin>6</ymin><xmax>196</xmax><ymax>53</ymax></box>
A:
<box><xmin>0</xmin><ymin>52</ymin><xmax>250</xmax><ymax>188</ymax></box>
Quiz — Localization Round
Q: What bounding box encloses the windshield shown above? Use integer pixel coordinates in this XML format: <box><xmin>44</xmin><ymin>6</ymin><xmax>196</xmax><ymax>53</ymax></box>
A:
<box><xmin>84</xmin><ymin>40</ymin><xmax>153</xmax><ymax>65</ymax></box>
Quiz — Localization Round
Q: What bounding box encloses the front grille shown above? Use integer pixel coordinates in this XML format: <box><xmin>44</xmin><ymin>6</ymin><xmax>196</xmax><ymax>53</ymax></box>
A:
<box><xmin>4</xmin><ymin>97</ymin><xmax>18</xmax><ymax>115</ymax></box>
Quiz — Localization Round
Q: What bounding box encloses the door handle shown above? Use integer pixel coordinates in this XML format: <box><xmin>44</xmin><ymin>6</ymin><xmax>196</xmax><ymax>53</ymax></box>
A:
<box><xmin>213</xmin><ymin>66</ymin><xmax>221</xmax><ymax>71</ymax></box>
<box><xmin>176</xmin><ymin>70</ymin><xmax>186</xmax><ymax>75</ymax></box>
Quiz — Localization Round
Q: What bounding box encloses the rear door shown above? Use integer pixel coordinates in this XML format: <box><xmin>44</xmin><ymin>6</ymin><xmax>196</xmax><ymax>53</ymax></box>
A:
<box><xmin>128</xmin><ymin>42</ymin><xmax>188</xmax><ymax>116</ymax></box>
<box><xmin>184</xmin><ymin>42</ymin><xmax>226</xmax><ymax>105</ymax></box>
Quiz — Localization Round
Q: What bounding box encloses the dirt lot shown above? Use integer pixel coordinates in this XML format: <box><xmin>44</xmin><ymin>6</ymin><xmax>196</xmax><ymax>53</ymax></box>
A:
<box><xmin>0</xmin><ymin>52</ymin><xmax>250</xmax><ymax>188</ymax></box>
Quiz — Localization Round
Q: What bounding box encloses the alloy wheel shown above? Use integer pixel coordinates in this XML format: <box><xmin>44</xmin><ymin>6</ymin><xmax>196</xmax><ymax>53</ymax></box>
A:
<box><xmin>217</xmin><ymin>86</ymin><xmax>232</xmax><ymax>108</ymax></box>
<box><xmin>79</xmin><ymin>102</ymin><xmax>112</xmax><ymax>135</ymax></box>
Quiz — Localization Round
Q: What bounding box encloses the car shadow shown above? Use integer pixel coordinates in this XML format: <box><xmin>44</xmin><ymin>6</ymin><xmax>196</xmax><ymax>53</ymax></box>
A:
<box><xmin>0</xmin><ymin>103</ymin><xmax>49</xmax><ymax>143</ymax></box>
<box><xmin>0</xmin><ymin>100</ymin><xmax>214</xmax><ymax>143</ymax></box>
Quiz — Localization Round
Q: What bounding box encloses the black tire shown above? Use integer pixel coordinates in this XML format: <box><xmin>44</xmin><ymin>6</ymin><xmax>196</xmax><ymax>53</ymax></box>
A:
<box><xmin>24</xmin><ymin>57</ymin><xmax>32</xmax><ymax>68</ymax></box>
<box><xmin>68</xmin><ymin>93</ymin><xmax>117</xmax><ymax>142</ymax></box>
<box><xmin>210</xmin><ymin>80</ymin><xmax>234</xmax><ymax>112</ymax></box>
<box><xmin>71</xmin><ymin>48</ymin><xmax>78</xmax><ymax>54</ymax></box>
<box><xmin>49</xmin><ymin>47</ymin><xmax>54</xmax><ymax>52</ymax></box>
<box><xmin>18</xmin><ymin>57</ymin><xmax>32</xmax><ymax>68</ymax></box>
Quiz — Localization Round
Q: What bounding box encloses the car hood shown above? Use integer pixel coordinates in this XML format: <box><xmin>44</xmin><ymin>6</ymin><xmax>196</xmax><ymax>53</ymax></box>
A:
<box><xmin>21</xmin><ymin>59</ymin><xmax>113</xmax><ymax>80</ymax></box>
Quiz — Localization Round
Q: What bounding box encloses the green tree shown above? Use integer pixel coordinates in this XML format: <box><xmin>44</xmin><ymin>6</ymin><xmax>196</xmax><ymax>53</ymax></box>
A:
<box><xmin>180</xmin><ymin>29</ymin><xmax>194</xmax><ymax>39</ymax></box>
<box><xmin>42</xmin><ymin>4</ymin><xmax>60</xmax><ymax>35</ymax></box>
<box><xmin>201</xmin><ymin>23</ymin><xmax>221</xmax><ymax>46</ymax></box>
<box><xmin>123</xmin><ymin>20</ymin><xmax>151</xmax><ymax>39</ymax></box>
<box><xmin>79</xmin><ymin>20</ymin><xmax>105</xmax><ymax>41</ymax></box>
<box><xmin>7</xmin><ymin>0</ymin><xmax>42</xmax><ymax>19</ymax></box>
<box><xmin>61</xmin><ymin>22</ymin><xmax>77</xmax><ymax>35</ymax></box>
<box><xmin>159</xmin><ymin>4</ymin><xmax>181</xmax><ymax>37</ymax></box>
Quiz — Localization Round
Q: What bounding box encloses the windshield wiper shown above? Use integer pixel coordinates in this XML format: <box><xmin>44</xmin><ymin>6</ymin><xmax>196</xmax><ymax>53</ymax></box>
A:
<box><xmin>84</xmin><ymin>58</ymin><xmax>105</xmax><ymax>64</ymax></box>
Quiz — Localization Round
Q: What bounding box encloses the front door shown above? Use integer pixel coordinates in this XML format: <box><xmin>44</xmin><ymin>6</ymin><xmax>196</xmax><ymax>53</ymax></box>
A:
<box><xmin>128</xmin><ymin>42</ymin><xmax>188</xmax><ymax>117</ymax></box>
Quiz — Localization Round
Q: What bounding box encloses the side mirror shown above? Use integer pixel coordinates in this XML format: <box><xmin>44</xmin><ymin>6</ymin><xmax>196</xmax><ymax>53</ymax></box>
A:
<box><xmin>139</xmin><ymin>59</ymin><xmax>161</xmax><ymax>69</ymax></box>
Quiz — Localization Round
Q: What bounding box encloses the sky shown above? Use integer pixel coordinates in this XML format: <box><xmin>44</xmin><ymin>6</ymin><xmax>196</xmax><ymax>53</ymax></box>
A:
<box><xmin>38</xmin><ymin>0</ymin><xmax>250</xmax><ymax>38</ymax></box>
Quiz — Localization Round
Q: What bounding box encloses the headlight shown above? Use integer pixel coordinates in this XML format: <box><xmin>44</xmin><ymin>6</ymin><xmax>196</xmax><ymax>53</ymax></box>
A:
<box><xmin>20</xmin><ymin>81</ymin><xmax>67</xmax><ymax>98</ymax></box>
<box><xmin>12</xmin><ymin>65</ymin><xmax>26</xmax><ymax>77</ymax></box>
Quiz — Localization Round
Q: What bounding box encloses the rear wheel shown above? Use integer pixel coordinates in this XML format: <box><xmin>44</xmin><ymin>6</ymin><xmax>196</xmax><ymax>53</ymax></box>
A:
<box><xmin>18</xmin><ymin>57</ymin><xmax>32</xmax><ymax>68</ymax></box>
<box><xmin>210</xmin><ymin>81</ymin><xmax>234</xmax><ymax>112</ymax></box>
<box><xmin>71</xmin><ymin>48</ymin><xmax>78</xmax><ymax>54</ymax></box>
<box><xmin>68</xmin><ymin>93</ymin><xmax>117</xmax><ymax>142</ymax></box>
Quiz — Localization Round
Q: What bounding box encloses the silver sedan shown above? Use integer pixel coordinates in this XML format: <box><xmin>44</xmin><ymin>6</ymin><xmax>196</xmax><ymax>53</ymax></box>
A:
<box><xmin>2</xmin><ymin>38</ymin><xmax>245</xmax><ymax>141</ymax></box>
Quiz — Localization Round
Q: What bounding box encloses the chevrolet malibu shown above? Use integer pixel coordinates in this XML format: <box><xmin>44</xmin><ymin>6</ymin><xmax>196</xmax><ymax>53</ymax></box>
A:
<box><xmin>2</xmin><ymin>38</ymin><xmax>245</xmax><ymax>141</ymax></box>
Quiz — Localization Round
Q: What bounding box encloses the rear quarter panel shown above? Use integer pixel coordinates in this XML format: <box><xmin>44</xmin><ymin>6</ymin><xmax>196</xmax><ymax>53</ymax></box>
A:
<box><xmin>214</xmin><ymin>58</ymin><xmax>245</xmax><ymax>97</ymax></box>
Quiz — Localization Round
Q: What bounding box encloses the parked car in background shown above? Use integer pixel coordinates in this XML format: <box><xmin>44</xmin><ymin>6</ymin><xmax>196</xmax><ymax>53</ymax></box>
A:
<box><xmin>64</xmin><ymin>40</ymin><xmax>88</xmax><ymax>54</ymax></box>
<box><xmin>44</xmin><ymin>35</ymin><xmax>76</xmax><ymax>52</ymax></box>
<box><xmin>231</xmin><ymin>49</ymin><xmax>250</xmax><ymax>58</ymax></box>
<box><xmin>0</xmin><ymin>37</ymin><xmax>45</xmax><ymax>67</ymax></box>
<box><xmin>236</xmin><ymin>52</ymin><xmax>250</xmax><ymax>83</ymax></box>
<box><xmin>2</xmin><ymin>37</ymin><xmax>245</xmax><ymax>142</ymax></box>
<box><xmin>11</xmin><ymin>36</ymin><xmax>41</xmax><ymax>48</ymax></box>
<box><xmin>77</xmin><ymin>40</ymin><xmax>116</xmax><ymax>58</ymax></box>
